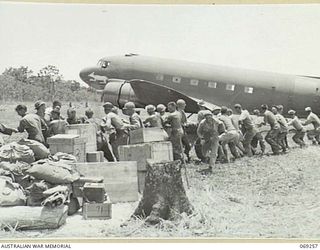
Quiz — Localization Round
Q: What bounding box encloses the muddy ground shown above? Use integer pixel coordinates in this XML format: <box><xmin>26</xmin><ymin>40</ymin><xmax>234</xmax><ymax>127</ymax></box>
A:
<box><xmin>0</xmin><ymin>102</ymin><xmax>319</xmax><ymax>239</ymax></box>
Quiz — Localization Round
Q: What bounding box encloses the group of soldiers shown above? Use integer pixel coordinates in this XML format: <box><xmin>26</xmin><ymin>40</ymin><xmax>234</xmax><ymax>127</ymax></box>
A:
<box><xmin>1</xmin><ymin>99</ymin><xmax>320</xmax><ymax>171</ymax></box>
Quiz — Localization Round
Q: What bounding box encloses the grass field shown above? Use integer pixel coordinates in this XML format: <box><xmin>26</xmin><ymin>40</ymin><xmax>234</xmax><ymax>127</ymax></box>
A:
<box><xmin>0</xmin><ymin>102</ymin><xmax>319</xmax><ymax>239</ymax></box>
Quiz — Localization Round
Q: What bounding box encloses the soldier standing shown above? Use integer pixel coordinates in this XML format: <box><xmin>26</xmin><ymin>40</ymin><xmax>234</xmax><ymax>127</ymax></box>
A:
<box><xmin>101</xmin><ymin>102</ymin><xmax>128</xmax><ymax>161</ymax></box>
<box><xmin>260</xmin><ymin>104</ymin><xmax>281</xmax><ymax>155</ymax></box>
<box><xmin>272</xmin><ymin>105</ymin><xmax>289</xmax><ymax>153</ymax></box>
<box><xmin>218</xmin><ymin>106</ymin><xmax>240</xmax><ymax>161</ymax></box>
<box><xmin>234</xmin><ymin>104</ymin><xmax>257</xmax><ymax>157</ymax></box>
<box><xmin>287</xmin><ymin>110</ymin><xmax>306</xmax><ymax>147</ymax></box>
<box><xmin>163</xmin><ymin>102</ymin><xmax>184</xmax><ymax>161</ymax></box>
<box><xmin>123</xmin><ymin>102</ymin><xmax>144</xmax><ymax>130</ymax></box>
<box><xmin>303</xmin><ymin>107</ymin><xmax>320</xmax><ymax>145</ymax></box>
<box><xmin>143</xmin><ymin>105</ymin><xmax>162</xmax><ymax>128</ymax></box>
<box><xmin>197</xmin><ymin>111</ymin><xmax>220</xmax><ymax>172</ymax></box>
<box><xmin>251</xmin><ymin>109</ymin><xmax>266</xmax><ymax>155</ymax></box>
<box><xmin>176</xmin><ymin>99</ymin><xmax>191</xmax><ymax>162</ymax></box>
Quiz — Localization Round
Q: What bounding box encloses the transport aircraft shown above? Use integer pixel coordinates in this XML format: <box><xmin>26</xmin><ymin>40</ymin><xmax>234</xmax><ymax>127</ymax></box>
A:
<box><xmin>79</xmin><ymin>54</ymin><xmax>320</xmax><ymax>115</ymax></box>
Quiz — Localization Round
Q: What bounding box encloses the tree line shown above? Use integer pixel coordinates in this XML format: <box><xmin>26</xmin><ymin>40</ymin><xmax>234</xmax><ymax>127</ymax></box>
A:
<box><xmin>0</xmin><ymin>65</ymin><xmax>101</xmax><ymax>102</ymax></box>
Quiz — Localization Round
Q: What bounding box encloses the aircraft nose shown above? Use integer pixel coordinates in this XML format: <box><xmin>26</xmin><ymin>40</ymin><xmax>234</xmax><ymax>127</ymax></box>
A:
<box><xmin>79</xmin><ymin>67</ymin><xmax>94</xmax><ymax>82</ymax></box>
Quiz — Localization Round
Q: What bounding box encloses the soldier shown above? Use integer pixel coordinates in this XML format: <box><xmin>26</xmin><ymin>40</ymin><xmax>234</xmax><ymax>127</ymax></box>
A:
<box><xmin>34</xmin><ymin>101</ymin><xmax>49</xmax><ymax>143</ymax></box>
<box><xmin>48</xmin><ymin>109</ymin><xmax>68</xmax><ymax>136</ymax></box>
<box><xmin>277</xmin><ymin>104</ymin><xmax>289</xmax><ymax>149</ymax></box>
<box><xmin>101</xmin><ymin>102</ymin><xmax>128</xmax><ymax>161</ymax></box>
<box><xmin>197</xmin><ymin>100</ymin><xmax>207</xmax><ymax>123</ymax></box>
<box><xmin>287</xmin><ymin>110</ymin><xmax>306</xmax><ymax>147</ymax></box>
<box><xmin>44</xmin><ymin>100</ymin><xmax>62</xmax><ymax>124</ymax></box>
<box><xmin>143</xmin><ymin>105</ymin><xmax>162</xmax><ymax>128</ymax></box>
<box><xmin>251</xmin><ymin>109</ymin><xmax>266</xmax><ymax>155</ymax></box>
<box><xmin>197</xmin><ymin>111</ymin><xmax>220</xmax><ymax>172</ymax></box>
<box><xmin>271</xmin><ymin>105</ymin><xmax>288</xmax><ymax>153</ymax></box>
<box><xmin>218</xmin><ymin>106</ymin><xmax>240</xmax><ymax>161</ymax></box>
<box><xmin>66</xmin><ymin>107</ymin><xmax>83</xmax><ymax>125</ymax></box>
<box><xmin>163</xmin><ymin>102</ymin><xmax>184</xmax><ymax>161</ymax></box>
<box><xmin>15</xmin><ymin>104</ymin><xmax>46</xmax><ymax>145</ymax></box>
<box><xmin>194</xmin><ymin>100</ymin><xmax>208</xmax><ymax>162</ymax></box>
<box><xmin>302</xmin><ymin>107</ymin><xmax>320</xmax><ymax>145</ymax></box>
<box><xmin>123</xmin><ymin>102</ymin><xmax>144</xmax><ymax>130</ymax></box>
<box><xmin>227</xmin><ymin>108</ymin><xmax>245</xmax><ymax>157</ymax></box>
<box><xmin>176</xmin><ymin>99</ymin><xmax>191</xmax><ymax>162</ymax></box>
<box><xmin>234</xmin><ymin>104</ymin><xmax>257</xmax><ymax>157</ymax></box>
<box><xmin>260</xmin><ymin>104</ymin><xmax>281</xmax><ymax>155</ymax></box>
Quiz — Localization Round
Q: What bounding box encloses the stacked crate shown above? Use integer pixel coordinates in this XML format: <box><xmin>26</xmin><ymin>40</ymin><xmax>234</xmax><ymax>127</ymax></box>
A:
<box><xmin>66</xmin><ymin>124</ymin><xmax>104</xmax><ymax>162</ymax></box>
<box><xmin>47</xmin><ymin>134</ymin><xmax>86</xmax><ymax>162</ymax></box>
<box><xmin>119</xmin><ymin>127</ymin><xmax>173</xmax><ymax>193</ymax></box>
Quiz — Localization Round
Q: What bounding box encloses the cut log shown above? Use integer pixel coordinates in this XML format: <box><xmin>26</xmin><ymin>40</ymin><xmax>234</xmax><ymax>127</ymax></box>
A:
<box><xmin>0</xmin><ymin>205</ymin><xmax>68</xmax><ymax>230</ymax></box>
<box><xmin>133</xmin><ymin>160</ymin><xmax>193</xmax><ymax>224</ymax></box>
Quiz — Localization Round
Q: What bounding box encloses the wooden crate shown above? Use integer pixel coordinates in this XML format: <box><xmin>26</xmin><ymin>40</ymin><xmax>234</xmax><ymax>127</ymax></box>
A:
<box><xmin>47</xmin><ymin>134</ymin><xmax>86</xmax><ymax>162</ymax></box>
<box><xmin>73</xmin><ymin>162</ymin><xmax>138</xmax><ymax>203</ymax></box>
<box><xmin>119</xmin><ymin>141</ymin><xmax>173</xmax><ymax>171</ymax></box>
<box><xmin>86</xmin><ymin>151</ymin><xmax>104</xmax><ymax>162</ymax></box>
<box><xmin>72</xmin><ymin>177</ymin><xmax>104</xmax><ymax>198</ymax></box>
<box><xmin>129</xmin><ymin>127</ymin><xmax>168</xmax><ymax>144</ymax></box>
<box><xmin>66</xmin><ymin>124</ymin><xmax>97</xmax><ymax>153</ymax></box>
<box><xmin>82</xmin><ymin>199</ymin><xmax>112</xmax><ymax>220</ymax></box>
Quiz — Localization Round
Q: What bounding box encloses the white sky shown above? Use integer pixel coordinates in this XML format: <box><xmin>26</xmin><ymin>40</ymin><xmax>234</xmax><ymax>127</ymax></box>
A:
<box><xmin>0</xmin><ymin>2</ymin><xmax>320</xmax><ymax>83</ymax></box>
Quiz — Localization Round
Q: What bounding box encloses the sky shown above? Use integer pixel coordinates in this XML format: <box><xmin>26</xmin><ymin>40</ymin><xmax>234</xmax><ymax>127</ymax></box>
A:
<box><xmin>0</xmin><ymin>2</ymin><xmax>320</xmax><ymax>85</ymax></box>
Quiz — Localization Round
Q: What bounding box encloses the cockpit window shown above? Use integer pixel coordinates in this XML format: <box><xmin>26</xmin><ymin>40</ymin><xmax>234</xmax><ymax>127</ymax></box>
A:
<box><xmin>97</xmin><ymin>60</ymin><xmax>110</xmax><ymax>68</ymax></box>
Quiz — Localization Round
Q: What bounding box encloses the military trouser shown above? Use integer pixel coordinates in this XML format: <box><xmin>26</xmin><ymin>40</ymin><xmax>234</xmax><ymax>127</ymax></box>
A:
<box><xmin>181</xmin><ymin>133</ymin><xmax>191</xmax><ymax>160</ymax></box>
<box><xmin>201</xmin><ymin>136</ymin><xmax>219</xmax><ymax>167</ymax></box>
<box><xmin>277</xmin><ymin>132</ymin><xmax>288</xmax><ymax>151</ymax></box>
<box><xmin>251</xmin><ymin>131</ymin><xmax>266</xmax><ymax>154</ymax></box>
<box><xmin>96</xmin><ymin>132</ymin><xmax>114</xmax><ymax>162</ymax></box>
<box><xmin>218</xmin><ymin>130</ymin><xmax>239</xmax><ymax>161</ymax></box>
<box><xmin>307</xmin><ymin>127</ymin><xmax>320</xmax><ymax>144</ymax></box>
<box><xmin>170</xmin><ymin>129</ymin><xmax>184</xmax><ymax>161</ymax></box>
<box><xmin>109</xmin><ymin>131</ymin><xmax>129</xmax><ymax>161</ymax></box>
<box><xmin>265</xmin><ymin>128</ymin><xmax>281</xmax><ymax>154</ymax></box>
<box><xmin>292</xmin><ymin>129</ymin><xmax>306</xmax><ymax>147</ymax></box>
<box><xmin>243</xmin><ymin>127</ymin><xmax>257</xmax><ymax>157</ymax></box>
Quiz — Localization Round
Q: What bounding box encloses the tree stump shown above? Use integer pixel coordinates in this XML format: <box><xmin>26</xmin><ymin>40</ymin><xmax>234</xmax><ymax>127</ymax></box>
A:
<box><xmin>132</xmin><ymin>160</ymin><xmax>193</xmax><ymax>224</ymax></box>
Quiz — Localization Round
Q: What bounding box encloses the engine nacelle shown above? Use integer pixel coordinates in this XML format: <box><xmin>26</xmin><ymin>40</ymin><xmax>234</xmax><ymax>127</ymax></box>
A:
<box><xmin>102</xmin><ymin>79</ymin><xmax>142</xmax><ymax>108</ymax></box>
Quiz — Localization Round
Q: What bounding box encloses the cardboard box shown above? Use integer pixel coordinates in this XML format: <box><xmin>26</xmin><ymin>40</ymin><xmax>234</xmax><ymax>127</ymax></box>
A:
<box><xmin>82</xmin><ymin>200</ymin><xmax>112</xmax><ymax>220</ymax></box>
<box><xmin>86</xmin><ymin>151</ymin><xmax>104</xmax><ymax>162</ymax></box>
<box><xmin>66</xmin><ymin>124</ymin><xmax>97</xmax><ymax>153</ymax></box>
<box><xmin>119</xmin><ymin>141</ymin><xmax>173</xmax><ymax>171</ymax></box>
<box><xmin>129</xmin><ymin>127</ymin><xmax>168</xmax><ymax>144</ymax></box>
<box><xmin>73</xmin><ymin>162</ymin><xmax>138</xmax><ymax>203</ymax></box>
<box><xmin>47</xmin><ymin>134</ymin><xmax>86</xmax><ymax>162</ymax></box>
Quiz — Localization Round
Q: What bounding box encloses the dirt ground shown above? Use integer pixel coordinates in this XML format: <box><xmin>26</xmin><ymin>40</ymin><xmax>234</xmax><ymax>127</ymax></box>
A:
<box><xmin>0</xmin><ymin>102</ymin><xmax>320</xmax><ymax>239</ymax></box>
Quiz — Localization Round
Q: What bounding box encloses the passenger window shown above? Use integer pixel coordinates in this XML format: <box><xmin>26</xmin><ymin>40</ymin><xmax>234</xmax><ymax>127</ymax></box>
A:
<box><xmin>172</xmin><ymin>76</ymin><xmax>181</xmax><ymax>83</ymax></box>
<box><xmin>244</xmin><ymin>86</ymin><xmax>253</xmax><ymax>94</ymax></box>
<box><xmin>156</xmin><ymin>74</ymin><xmax>164</xmax><ymax>81</ymax></box>
<box><xmin>208</xmin><ymin>81</ymin><xmax>217</xmax><ymax>88</ymax></box>
<box><xmin>226</xmin><ymin>84</ymin><xmax>235</xmax><ymax>91</ymax></box>
<box><xmin>190</xmin><ymin>79</ymin><xmax>199</xmax><ymax>86</ymax></box>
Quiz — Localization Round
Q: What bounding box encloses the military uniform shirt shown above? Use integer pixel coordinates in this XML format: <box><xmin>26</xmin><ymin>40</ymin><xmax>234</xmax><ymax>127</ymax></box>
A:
<box><xmin>263</xmin><ymin>110</ymin><xmax>280</xmax><ymax>129</ymax></box>
<box><xmin>305</xmin><ymin>112</ymin><xmax>320</xmax><ymax>129</ymax></box>
<box><xmin>238</xmin><ymin>110</ymin><xmax>255</xmax><ymax>130</ymax></box>
<box><xmin>129</xmin><ymin>113</ymin><xmax>144</xmax><ymax>130</ymax></box>
<box><xmin>287</xmin><ymin>116</ymin><xmax>304</xmax><ymax>131</ymax></box>
<box><xmin>144</xmin><ymin>114</ymin><xmax>162</xmax><ymax>128</ymax></box>
<box><xmin>197</xmin><ymin>118</ymin><xmax>219</xmax><ymax>140</ymax></box>
<box><xmin>275</xmin><ymin>114</ymin><xmax>288</xmax><ymax>133</ymax></box>
<box><xmin>17</xmin><ymin>113</ymin><xmax>45</xmax><ymax>143</ymax></box>
<box><xmin>218</xmin><ymin>115</ymin><xmax>236</xmax><ymax>131</ymax></box>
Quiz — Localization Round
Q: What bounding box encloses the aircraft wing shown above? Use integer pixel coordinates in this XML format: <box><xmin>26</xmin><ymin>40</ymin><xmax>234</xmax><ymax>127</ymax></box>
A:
<box><xmin>128</xmin><ymin>79</ymin><xmax>219</xmax><ymax>113</ymax></box>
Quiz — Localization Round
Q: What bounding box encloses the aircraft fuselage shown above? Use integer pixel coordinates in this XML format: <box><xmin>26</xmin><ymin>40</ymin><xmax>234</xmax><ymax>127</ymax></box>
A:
<box><xmin>80</xmin><ymin>54</ymin><xmax>320</xmax><ymax>115</ymax></box>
